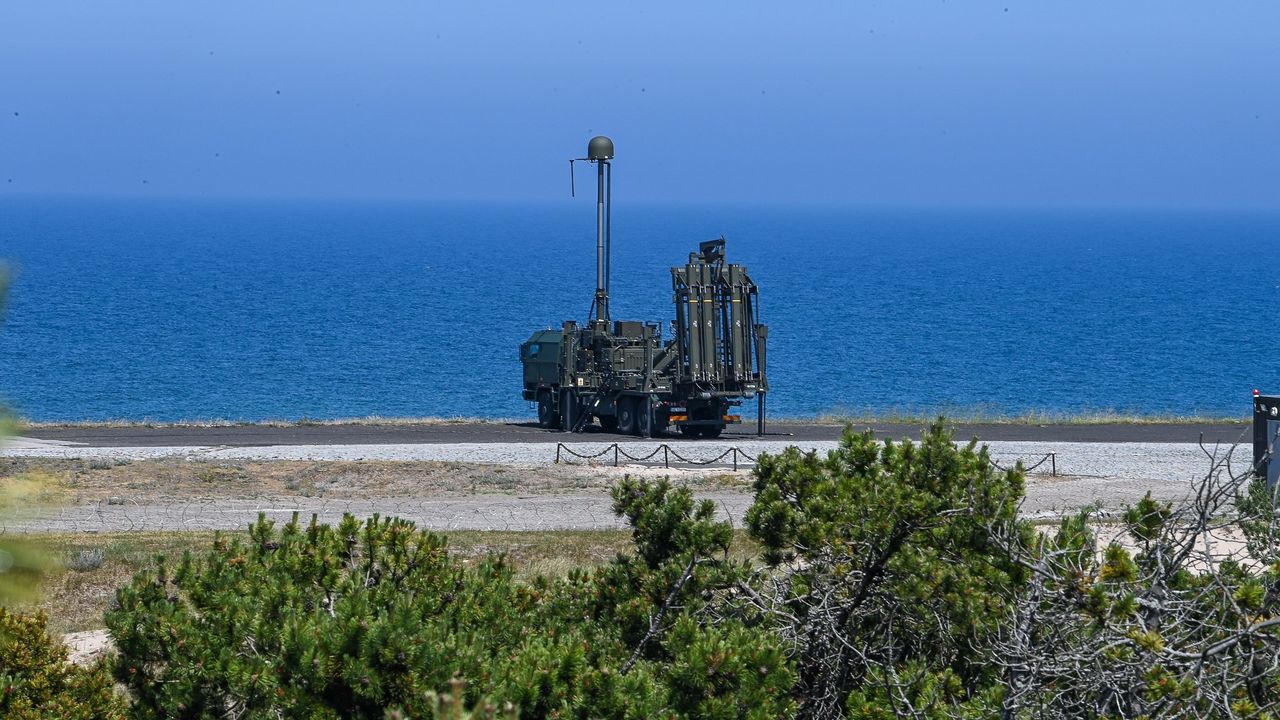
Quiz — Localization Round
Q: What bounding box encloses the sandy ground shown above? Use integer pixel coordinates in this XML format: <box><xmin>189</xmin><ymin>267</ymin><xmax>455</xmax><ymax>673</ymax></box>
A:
<box><xmin>0</xmin><ymin>437</ymin><xmax>1252</xmax><ymax>533</ymax></box>
<box><xmin>62</xmin><ymin>629</ymin><xmax>112</xmax><ymax>666</ymax></box>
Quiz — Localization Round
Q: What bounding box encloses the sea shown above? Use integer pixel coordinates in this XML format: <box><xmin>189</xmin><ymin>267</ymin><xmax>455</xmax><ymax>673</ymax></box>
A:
<box><xmin>0</xmin><ymin>197</ymin><xmax>1276</xmax><ymax>423</ymax></box>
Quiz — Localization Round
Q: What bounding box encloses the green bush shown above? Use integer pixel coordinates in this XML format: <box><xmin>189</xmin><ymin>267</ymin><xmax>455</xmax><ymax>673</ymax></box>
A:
<box><xmin>107</xmin><ymin>497</ymin><xmax>794</xmax><ymax>719</ymax></box>
<box><xmin>0</xmin><ymin>608</ymin><xmax>127</xmax><ymax>720</ymax></box>
<box><xmin>109</xmin><ymin>515</ymin><xmax>521</xmax><ymax>718</ymax></box>
<box><xmin>744</xmin><ymin>421</ymin><xmax>1030</xmax><ymax>719</ymax></box>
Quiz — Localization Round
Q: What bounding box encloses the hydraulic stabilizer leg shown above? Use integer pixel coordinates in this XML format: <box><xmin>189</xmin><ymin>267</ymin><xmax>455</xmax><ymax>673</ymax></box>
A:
<box><xmin>752</xmin><ymin>389</ymin><xmax>762</xmax><ymax>435</ymax></box>
<box><xmin>561</xmin><ymin>389</ymin><xmax>575</xmax><ymax>434</ymax></box>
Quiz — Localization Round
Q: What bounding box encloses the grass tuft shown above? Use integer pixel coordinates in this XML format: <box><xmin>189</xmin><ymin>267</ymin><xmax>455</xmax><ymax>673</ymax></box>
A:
<box><xmin>65</xmin><ymin>548</ymin><xmax>105</xmax><ymax>572</ymax></box>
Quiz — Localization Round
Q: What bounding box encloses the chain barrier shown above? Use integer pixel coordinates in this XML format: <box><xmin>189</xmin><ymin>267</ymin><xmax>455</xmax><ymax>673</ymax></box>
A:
<box><xmin>990</xmin><ymin>452</ymin><xmax>1057</xmax><ymax>476</ymax></box>
<box><xmin>557</xmin><ymin>442</ymin><xmax>759</xmax><ymax>470</ymax></box>
<box><xmin>557</xmin><ymin>443</ymin><xmax>1057</xmax><ymax>476</ymax></box>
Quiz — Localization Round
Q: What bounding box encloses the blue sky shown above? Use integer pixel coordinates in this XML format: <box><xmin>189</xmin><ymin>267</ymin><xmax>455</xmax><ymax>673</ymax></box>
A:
<box><xmin>1</xmin><ymin>2</ymin><xmax>1276</xmax><ymax>208</ymax></box>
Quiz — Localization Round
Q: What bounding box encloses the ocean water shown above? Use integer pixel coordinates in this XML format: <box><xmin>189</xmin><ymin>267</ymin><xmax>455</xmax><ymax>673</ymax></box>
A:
<box><xmin>0</xmin><ymin>197</ymin><xmax>1276</xmax><ymax>422</ymax></box>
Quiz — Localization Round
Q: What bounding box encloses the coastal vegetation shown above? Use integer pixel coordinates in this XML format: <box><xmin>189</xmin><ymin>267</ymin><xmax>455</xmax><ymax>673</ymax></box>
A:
<box><xmin>0</xmin><ymin>608</ymin><xmax>127</xmax><ymax>719</ymax></box>
<box><xmin>3</xmin><ymin>422</ymin><xmax>1280</xmax><ymax>717</ymax></box>
<box><xmin>19</xmin><ymin>529</ymin><xmax>691</xmax><ymax>635</ymax></box>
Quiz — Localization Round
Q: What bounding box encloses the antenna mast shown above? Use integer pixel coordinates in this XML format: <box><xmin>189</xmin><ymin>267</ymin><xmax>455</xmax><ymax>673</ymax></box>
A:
<box><xmin>572</xmin><ymin>136</ymin><xmax>614</xmax><ymax>327</ymax></box>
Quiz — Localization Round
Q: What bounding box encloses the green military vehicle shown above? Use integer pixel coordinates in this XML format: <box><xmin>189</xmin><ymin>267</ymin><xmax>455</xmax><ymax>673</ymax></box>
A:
<box><xmin>519</xmin><ymin>137</ymin><xmax>769</xmax><ymax>437</ymax></box>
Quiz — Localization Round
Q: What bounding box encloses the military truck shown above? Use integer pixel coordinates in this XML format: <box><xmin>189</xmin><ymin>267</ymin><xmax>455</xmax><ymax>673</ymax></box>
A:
<box><xmin>519</xmin><ymin>136</ymin><xmax>768</xmax><ymax>437</ymax></box>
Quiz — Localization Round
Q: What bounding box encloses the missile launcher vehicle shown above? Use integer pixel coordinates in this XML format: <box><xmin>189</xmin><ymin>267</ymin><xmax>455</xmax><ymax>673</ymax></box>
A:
<box><xmin>519</xmin><ymin>136</ymin><xmax>769</xmax><ymax>437</ymax></box>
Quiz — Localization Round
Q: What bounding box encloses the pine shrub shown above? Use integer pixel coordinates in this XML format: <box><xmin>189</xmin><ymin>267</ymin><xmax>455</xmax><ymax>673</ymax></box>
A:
<box><xmin>107</xmin><ymin>505</ymin><xmax>794</xmax><ymax>719</ymax></box>
<box><xmin>0</xmin><ymin>608</ymin><xmax>127</xmax><ymax>720</ymax></box>
<box><xmin>745</xmin><ymin>421</ymin><xmax>1030</xmax><ymax>718</ymax></box>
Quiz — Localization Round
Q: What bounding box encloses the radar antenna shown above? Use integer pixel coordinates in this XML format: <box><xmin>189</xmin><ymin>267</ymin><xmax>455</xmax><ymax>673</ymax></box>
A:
<box><xmin>569</xmin><ymin>135</ymin><xmax>614</xmax><ymax>326</ymax></box>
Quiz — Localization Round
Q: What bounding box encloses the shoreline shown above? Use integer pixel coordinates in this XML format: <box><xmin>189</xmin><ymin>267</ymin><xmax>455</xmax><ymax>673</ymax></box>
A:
<box><xmin>16</xmin><ymin>412</ymin><xmax>1252</xmax><ymax>431</ymax></box>
<box><xmin>8</xmin><ymin>419</ymin><xmax>1255</xmax><ymax>450</ymax></box>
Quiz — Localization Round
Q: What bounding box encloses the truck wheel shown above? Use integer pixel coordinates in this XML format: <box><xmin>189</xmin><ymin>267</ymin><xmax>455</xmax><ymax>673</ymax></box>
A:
<box><xmin>599</xmin><ymin>415</ymin><xmax>619</xmax><ymax>432</ymax></box>
<box><xmin>537</xmin><ymin>391</ymin><xmax>559</xmax><ymax>429</ymax></box>
<box><xmin>617</xmin><ymin>398</ymin><xmax>637</xmax><ymax>435</ymax></box>
<box><xmin>701</xmin><ymin>425</ymin><xmax>723</xmax><ymax>439</ymax></box>
<box><xmin>637</xmin><ymin>400</ymin><xmax>652</xmax><ymax>438</ymax></box>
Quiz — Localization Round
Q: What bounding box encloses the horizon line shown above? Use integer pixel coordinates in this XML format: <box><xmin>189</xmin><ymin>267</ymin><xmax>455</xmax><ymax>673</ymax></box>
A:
<box><xmin>1</xmin><ymin>190</ymin><xmax>1278</xmax><ymax>215</ymax></box>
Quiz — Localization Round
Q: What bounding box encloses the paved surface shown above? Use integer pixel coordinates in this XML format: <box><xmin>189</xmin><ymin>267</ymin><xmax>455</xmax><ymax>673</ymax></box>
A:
<box><xmin>21</xmin><ymin>420</ymin><xmax>1253</xmax><ymax>447</ymax></box>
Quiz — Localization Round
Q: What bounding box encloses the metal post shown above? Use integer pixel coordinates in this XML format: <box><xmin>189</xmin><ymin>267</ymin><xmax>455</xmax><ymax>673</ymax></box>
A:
<box><xmin>1050</xmin><ymin>452</ymin><xmax>1056</xmax><ymax>477</ymax></box>
<box><xmin>594</xmin><ymin>160</ymin><xmax>609</xmax><ymax>323</ymax></box>
<box><xmin>664</xmin><ymin>445</ymin><xmax>669</xmax><ymax>469</ymax></box>
<box><xmin>614</xmin><ymin>444</ymin><xmax>619</xmax><ymax>467</ymax></box>
<box><xmin>732</xmin><ymin>448</ymin><xmax>738</xmax><ymax>472</ymax></box>
<box><xmin>1272</xmin><ymin>425</ymin><xmax>1280</xmax><ymax>490</ymax></box>
<box><xmin>1254</xmin><ymin>392</ymin><xmax>1266</xmax><ymax>477</ymax></box>
<box><xmin>556</xmin><ymin>443</ymin><xmax>562</xmax><ymax>464</ymax></box>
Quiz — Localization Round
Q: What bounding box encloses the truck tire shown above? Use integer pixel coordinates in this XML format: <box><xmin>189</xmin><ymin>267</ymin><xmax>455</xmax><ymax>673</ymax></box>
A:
<box><xmin>599</xmin><ymin>415</ymin><xmax>619</xmax><ymax>432</ymax></box>
<box><xmin>617</xmin><ymin>397</ymin><xmax>637</xmax><ymax>435</ymax></box>
<box><xmin>637</xmin><ymin>399</ymin><xmax>652</xmax><ymax>438</ymax></box>
<box><xmin>537</xmin><ymin>391</ymin><xmax>559</xmax><ymax>429</ymax></box>
<box><xmin>701</xmin><ymin>425</ymin><xmax>723</xmax><ymax>439</ymax></box>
